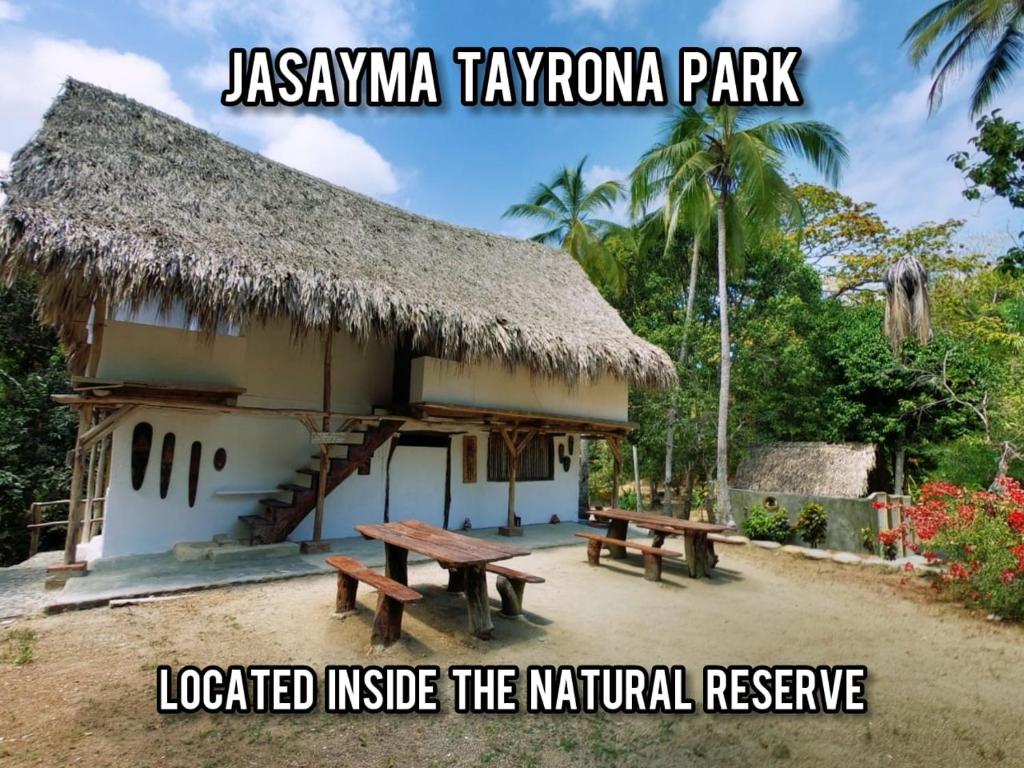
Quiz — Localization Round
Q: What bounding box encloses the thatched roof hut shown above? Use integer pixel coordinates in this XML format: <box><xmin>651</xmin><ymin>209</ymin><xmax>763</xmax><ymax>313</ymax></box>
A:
<box><xmin>733</xmin><ymin>442</ymin><xmax>882</xmax><ymax>499</ymax></box>
<box><xmin>0</xmin><ymin>79</ymin><xmax>674</xmax><ymax>389</ymax></box>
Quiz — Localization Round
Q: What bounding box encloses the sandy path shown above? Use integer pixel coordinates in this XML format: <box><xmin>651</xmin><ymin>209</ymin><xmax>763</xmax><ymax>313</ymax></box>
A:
<box><xmin>1</xmin><ymin>542</ymin><xmax>1021</xmax><ymax>767</ymax></box>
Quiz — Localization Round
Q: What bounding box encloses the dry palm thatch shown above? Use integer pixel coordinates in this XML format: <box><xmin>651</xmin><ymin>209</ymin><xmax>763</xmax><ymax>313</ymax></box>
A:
<box><xmin>0</xmin><ymin>80</ymin><xmax>676</xmax><ymax>389</ymax></box>
<box><xmin>733</xmin><ymin>442</ymin><xmax>879</xmax><ymax>499</ymax></box>
<box><xmin>884</xmin><ymin>255</ymin><xmax>931</xmax><ymax>351</ymax></box>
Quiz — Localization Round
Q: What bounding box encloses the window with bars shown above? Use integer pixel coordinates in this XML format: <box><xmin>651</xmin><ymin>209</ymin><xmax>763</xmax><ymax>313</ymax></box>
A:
<box><xmin>487</xmin><ymin>433</ymin><xmax>554</xmax><ymax>482</ymax></box>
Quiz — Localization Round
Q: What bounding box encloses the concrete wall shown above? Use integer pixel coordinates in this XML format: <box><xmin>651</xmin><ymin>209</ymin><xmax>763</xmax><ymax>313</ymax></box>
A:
<box><xmin>410</xmin><ymin>357</ymin><xmax>629</xmax><ymax>422</ymax></box>
<box><xmin>729</xmin><ymin>488</ymin><xmax>883</xmax><ymax>554</ymax></box>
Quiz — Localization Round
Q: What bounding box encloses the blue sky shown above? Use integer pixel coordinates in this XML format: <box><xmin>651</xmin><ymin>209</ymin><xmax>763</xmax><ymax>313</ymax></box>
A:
<box><xmin>0</xmin><ymin>0</ymin><xmax>1021</xmax><ymax>251</ymax></box>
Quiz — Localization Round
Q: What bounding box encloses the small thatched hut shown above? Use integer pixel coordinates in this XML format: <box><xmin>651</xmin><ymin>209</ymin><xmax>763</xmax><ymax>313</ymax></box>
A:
<box><xmin>1</xmin><ymin>80</ymin><xmax>674</xmax><ymax>562</ymax></box>
<box><xmin>731</xmin><ymin>442</ymin><xmax>892</xmax><ymax>552</ymax></box>
<box><xmin>733</xmin><ymin>442</ymin><xmax>885</xmax><ymax>499</ymax></box>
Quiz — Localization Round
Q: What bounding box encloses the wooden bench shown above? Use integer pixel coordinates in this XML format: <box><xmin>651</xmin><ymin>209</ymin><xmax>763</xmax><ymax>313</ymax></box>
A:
<box><xmin>574</xmin><ymin>531</ymin><xmax>682</xmax><ymax>582</ymax></box>
<box><xmin>485</xmin><ymin>563</ymin><xmax>545</xmax><ymax>617</ymax></box>
<box><xmin>326</xmin><ymin>555</ymin><xmax>423</xmax><ymax>648</ymax></box>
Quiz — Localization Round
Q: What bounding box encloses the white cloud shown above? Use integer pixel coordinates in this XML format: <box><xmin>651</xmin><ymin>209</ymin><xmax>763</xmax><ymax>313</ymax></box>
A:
<box><xmin>219</xmin><ymin>111</ymin><xmax>398</xmax><ymax>197</ymax></box>
<box><xmin>583</xmin><ymin>163</ymin><xmax>629</xmax><ymax>223</ymax></box>
<box><xmin>701</xmin><ymin>0</ymin><xmax>858</xmax><ymax>53</ymax></box>
<box><xmin>144</xmin><ymin>0</ymin><xmax>410</xmax><ymax>50</ymax></box>
<box><xmin>835</xmin><ymin>74</ymin><xmax>1024</xmax><ymax>248</ymax></box>
<box><xmin>551</xmin><ymin>0</ymin><xmax>633</xmax><ymax>22</ymax></box>
<box><xmin>188</xmin><ymin>59</ymin><xmax>223</xmax><ymax>90</ymax></box>
<box><xmin>0</xmin><ymin>1</ymin><xmax>23</xmax><ymax>23</ymax></box>
<box><xmin>0</xmin><ymin>35</ymin><xmax>196</xmax><ymax>170</ymax></box>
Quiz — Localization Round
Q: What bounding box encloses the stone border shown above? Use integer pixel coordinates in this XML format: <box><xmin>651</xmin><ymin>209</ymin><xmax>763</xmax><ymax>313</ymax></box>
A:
<box><xmin>709</xmin><ymin>533</ymin><xmax>942</xmax><ymax>577</ymax></box>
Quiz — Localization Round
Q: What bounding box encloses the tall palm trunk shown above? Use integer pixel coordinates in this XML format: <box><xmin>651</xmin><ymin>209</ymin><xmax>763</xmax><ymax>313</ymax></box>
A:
<box><xmin>662</xmin><ymin>238</ymin><xmax>701</xmax><ymax>516</ymax></box>
<box><xmin>715</xmin><ymin>196</ymin><xmax>732</xmax><ymax>525</ymax></box>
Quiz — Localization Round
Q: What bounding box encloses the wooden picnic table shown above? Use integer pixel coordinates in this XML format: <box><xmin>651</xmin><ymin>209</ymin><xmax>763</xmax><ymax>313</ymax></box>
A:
<box><xmin>589</xmin><ymin>508</ymin><xmax>731</xmax><ymax>578</ymax></box>
<box><xmin>356</xmin><ymin>519</ymin><xmax>530</xmax><ymax>639</ymax></box>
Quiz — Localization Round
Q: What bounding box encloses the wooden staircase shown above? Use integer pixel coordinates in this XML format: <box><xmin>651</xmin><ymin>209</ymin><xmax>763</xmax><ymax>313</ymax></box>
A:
<box><xmin>239</xmin><ymin>420</ymin><xmax>403</xmax><ymax>545</ymax></box>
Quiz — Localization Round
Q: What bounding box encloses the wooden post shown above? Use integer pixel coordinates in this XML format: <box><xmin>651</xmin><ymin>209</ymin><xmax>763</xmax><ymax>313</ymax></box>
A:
<box><xmin>608</xmin><ymin>437</ymin><xmax>622</xmax><ymax>510</ymax></box>
<box><xmin>81</xmin><ymin>438</ymin><xmax>98</xmax><ymax>544</ymax></box>
<box><xmin>307</xmin><ymin>327</ymin><xmax>333</xmax><ymax>553</ymax></box>
<box><xmin>499</xmin><ymin>428</ymin><xmax>534</xmax><ymax>536</ymax></box>
<box><xmin>85</xmin><ymin>295</ymin><xmax>107</xmax><ymax>378</ymax></box>
<box><xmin>28</xmin><ymin>504</ymin><xmax>41</xmax><ymax>558</ymax></box>
<box><xmin>63</xmin><ymin>405</ymin><xmax>92</xmax><ymax>564</ymax></box>
<box><xmin>632</xmin><ymin>444</ymin><xmax>642</xmax><ymax>513</ymax></box>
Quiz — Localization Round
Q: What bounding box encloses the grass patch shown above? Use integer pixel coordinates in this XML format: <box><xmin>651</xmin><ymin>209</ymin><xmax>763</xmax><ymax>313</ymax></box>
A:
<box><xmin>2</xmin><ymin>628</ymin><xmax>38</xmax><ymax>666</ymax></box>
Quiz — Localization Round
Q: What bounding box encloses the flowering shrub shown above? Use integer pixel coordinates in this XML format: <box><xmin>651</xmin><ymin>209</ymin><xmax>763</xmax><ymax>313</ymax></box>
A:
<box><xmin>896</xmin><ymin>477</ymin><xmax>1024</xmax><ymax>619</ymax></box>
<box><xmin>877</xmin><ymin>527</ymin><xmax>902</xmax><ymax>561</ymax></box>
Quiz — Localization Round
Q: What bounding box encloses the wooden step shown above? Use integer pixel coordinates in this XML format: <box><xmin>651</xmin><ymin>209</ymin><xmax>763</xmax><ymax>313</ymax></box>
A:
<box><xmin>296</xmin><ymin>467</ymin><xmax>320</xmax><ymax>477</ymax></box>
<box><xmin>260</xmin><ymin>498</ymin><xmax>292</xmax><ymax>509</ymax></box>
<box><xmin>278</xmin><ymin>482</ymin><xmax>310</xmax><ymax>492</ymax></box>
<box><xmin>239</xmin><ymin>514</ymin><xmax>273</xmax><ymax>528</ymax></box>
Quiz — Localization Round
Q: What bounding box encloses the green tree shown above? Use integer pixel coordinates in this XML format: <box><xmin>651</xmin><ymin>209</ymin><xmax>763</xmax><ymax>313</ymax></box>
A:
<box><xmin>503</xmin><ymin>157</ymin><xmax>626</xmax><ymax>295</ymax></box>
<box><xmin>904</xmin><ymin>0</ymin><xmax>1024</xmax><ymax>115</ymax></box>
<box><xmin>950</xmin><ymin>111</ymin><xmax>1024</xmax><ymax>274</ymax></box>
<box><xmin>0</xmin><ymin>277</ymin><xmax>76</xmax><ymax>565</ymax></box>
<box><xmin>630</xmin><ymin>103</ymin><xmax>847</xmax><ymax>521</ymax></box>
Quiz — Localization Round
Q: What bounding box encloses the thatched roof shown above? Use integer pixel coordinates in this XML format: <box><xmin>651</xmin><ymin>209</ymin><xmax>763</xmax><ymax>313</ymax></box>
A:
<box><xmin>733</xmin><ymin>442</ymin><xmax>879</xmax><ymax>498</ymax></box>
<box><xmin>0</xmin><ymin>79</ymin><xmax>674</xmax><ymax>389</ymax></box>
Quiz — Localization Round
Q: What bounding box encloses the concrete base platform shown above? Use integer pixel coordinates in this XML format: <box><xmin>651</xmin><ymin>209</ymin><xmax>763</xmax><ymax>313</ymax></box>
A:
<box><xmin>172</xmin><ymin>540</ymin><xmax>299</xmax><ymax>562</ymax></box>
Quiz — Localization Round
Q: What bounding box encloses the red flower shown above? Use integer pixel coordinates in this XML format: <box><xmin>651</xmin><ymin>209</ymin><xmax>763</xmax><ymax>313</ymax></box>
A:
<box><xmin>871</xmin><ymin>500</ymin><xmax>888</xmax><ymax>510</ymax></box>
<box><xmin>1002</xmin><ymin>569</ymin><xmax>1017</xmax><ymax>586</ymax></box>
<box><xmin>903</xmin><ymin>562</ymin><xmax>914</xmax><ymax>573</ymax></box>
<box><xmin>1008</xmin><ymin>510</ymin><xmax>1024</xmax><ymax>534</ymax></box>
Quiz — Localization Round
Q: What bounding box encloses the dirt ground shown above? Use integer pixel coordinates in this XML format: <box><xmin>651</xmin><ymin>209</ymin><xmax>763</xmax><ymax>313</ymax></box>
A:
<box><xmin>1</xmin><ymin>541</ymin><xmax>1022</xmax><ymax>768</ymax></box>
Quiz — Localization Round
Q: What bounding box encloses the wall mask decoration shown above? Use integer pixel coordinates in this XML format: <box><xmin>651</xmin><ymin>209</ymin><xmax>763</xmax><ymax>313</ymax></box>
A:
<box><xmin>188</xmin><ymin>441</ymin><xmax>202</xmax><ymax>508</ymax></box>
<box><xmin>568</xmin><ymin>436</ymin><xmax>575</xmax><ymax>456</ymax></box>
<box><xmin>159</xmin><ymin>433</ymin><xmax>175</xmax><ymax>499</ymax></box>
<box><xmin>213</xmin><ymin>447</ymin><xmax>227</xmax><ymax>471</ymax></box>
<box><xmin>462</xmin><ymin>435</ymin><xmax>477</xmax><ymax>483</ymax></box>
<box><xmin>130</xmin><ymin>422</ymin><xmax>153</xmax><ymax>491</ymax></box>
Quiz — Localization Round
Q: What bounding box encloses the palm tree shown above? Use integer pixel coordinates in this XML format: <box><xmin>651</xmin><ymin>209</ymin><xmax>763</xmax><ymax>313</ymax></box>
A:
<box><xmin>632</xmin><ymin>104</ymin><xmax>847</xmax><ymax>523</ymax></box>
<box><xmin>904</xmin><ymin>1</ymin><xmax>1024</xmax><ymax>115</ymax></box>
<box><xmin>630</xmin><ymin>168</ymin><xmax>710</xmax><ymax>516</ymax></box>
<box><xmin>504</xmin><ymin>158</ymin><xmax>626</xmax><ymax>515</ymax></box>
<box><xmin>504</xmin><ymin>157</ymin><xmax>625</xmax><ymax>295</ymax></box>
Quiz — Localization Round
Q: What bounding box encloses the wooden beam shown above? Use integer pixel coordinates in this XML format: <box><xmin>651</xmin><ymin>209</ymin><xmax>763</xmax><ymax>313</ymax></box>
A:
<box><xmin>78</xmin><ymin>405</ymin><xmax>136</xmax><ymax>451</ymax></box>
<box><xmin>313</xmin><ymin>327</ymin><xmax>334</xmax><ymax>544</ymax></box>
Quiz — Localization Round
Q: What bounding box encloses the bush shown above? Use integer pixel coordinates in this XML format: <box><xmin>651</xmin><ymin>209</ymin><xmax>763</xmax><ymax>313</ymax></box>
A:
<box><xmin>741</xmin><ymin>505</ymin><xmax>792</xmax><ymax>543</ymax></box>
<box><xmin>896</xmin><ymin>477</ymin><xmax>1024</xmax><ymax>619</ymax></box>
<box><xmin>796</xmin><ymin>503</ymin><xmax>828</xmax><ymax>548</ymax></box>
<box><xmin>617</xmin><ymin>489</ymin><xmax>638</xmax><ymax>510</ymax></box>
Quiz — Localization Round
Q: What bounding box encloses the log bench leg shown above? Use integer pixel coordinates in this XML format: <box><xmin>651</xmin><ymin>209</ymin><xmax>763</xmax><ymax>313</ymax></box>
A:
<box><xmin>606</xmin><ymin>519</ymin><xmax>628</xmax><ymax>559</ymax></box>
<box><xmin>651</xmin><ymin>531</ymin><xmax>666</xmax><ymax>548</ymax></box>
<box><xmin>447</xmin><ymin>568</ymin><xmax>465</xmax><ymax>593</ymax></box>
<box><xmin>642</xmin><ymin>552</ymin><xmax>663</xmax><ymax>582</ymax></box>
<box><xmin>335</xmin><ymin>572</ymin><xmax>359</xmax><ymax>617</ymax></box>
<box><xmin>385</xmin><ymin>543</ymin><xmax>408</xmax><ymax>584</ymax></box>
<box><xmin>371</xmin><ymin>594</ymin><xmax>405</xmax><ymax>648</ymax></box>
<box><xmin>586</xmin><ymin>538</ymin><xmax>602</xmax><ymax>566</ymax></box>
<box><xmin>683</xmin><ymin>533</ymin><xmax>713</xmax><ymax>578</ymax></box>
<box><xmin>463</xmin><ymin>565</ymin><xmax>494</xmax><ymax>639</ymax></box>
<box><xmin>496</xmin><ymin>575</ymin><xmax>526</xmax><ymax>617</ymax></box>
